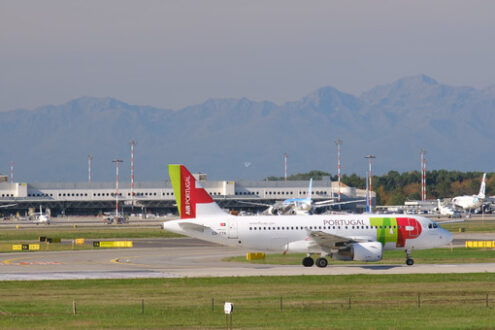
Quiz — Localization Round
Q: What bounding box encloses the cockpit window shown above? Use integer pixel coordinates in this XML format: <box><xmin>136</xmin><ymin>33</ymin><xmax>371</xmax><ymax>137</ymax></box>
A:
<box><xmin>428</xmin><ymin>223</ymin><xmax>438</xmax><ymax>229</ymax></box>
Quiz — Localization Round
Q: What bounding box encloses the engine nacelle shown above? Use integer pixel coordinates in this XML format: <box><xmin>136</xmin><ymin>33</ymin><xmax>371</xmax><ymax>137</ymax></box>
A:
<box><xmin>332</xmin><ymin>242</ymin><xmax>383</xmax><ymax>262</ymax></box>
<box><xmin>351</xmin><ymin>242</ymin><xmax>383</xmax><ymax>262</ymax></box>
<box><xmin>283</xmin><ymin>240</ymin><xmax>313</xmax><ymax>253</ymax></box>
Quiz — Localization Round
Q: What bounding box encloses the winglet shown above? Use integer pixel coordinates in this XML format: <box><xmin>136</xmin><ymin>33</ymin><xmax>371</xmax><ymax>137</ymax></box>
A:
<box><xmin>168</xmin><ymin>164</ymin><xmax>226</xmax><ymax>219</ymax></box>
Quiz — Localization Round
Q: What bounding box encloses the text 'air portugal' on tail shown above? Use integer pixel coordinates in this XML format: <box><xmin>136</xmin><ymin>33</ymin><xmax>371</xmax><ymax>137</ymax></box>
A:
<box><xmin>168</xmin><ymin>164</ymin><xmax>226</xmax><ymax>219</ymax></box>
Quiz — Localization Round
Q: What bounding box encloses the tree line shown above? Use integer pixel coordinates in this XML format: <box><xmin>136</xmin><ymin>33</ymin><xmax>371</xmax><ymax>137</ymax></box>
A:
<box><xmin>266</xmin><ymin>170</ymin><xmax>494</xmax><ymax>205</ymax></box>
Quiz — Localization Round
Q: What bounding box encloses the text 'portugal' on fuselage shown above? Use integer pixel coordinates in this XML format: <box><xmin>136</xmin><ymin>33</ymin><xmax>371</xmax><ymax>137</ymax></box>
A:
<box><xmin>162</xmin><ymin>165</ymin><xmax>453</xmax><ymax>268</ymax></box>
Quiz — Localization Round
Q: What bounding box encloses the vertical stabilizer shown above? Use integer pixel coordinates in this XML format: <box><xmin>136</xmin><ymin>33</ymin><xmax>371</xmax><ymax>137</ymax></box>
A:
<box><xmin>307</xmin><ymin>178</ymin><xmax>313</xmax><ymax>201</ymax></box>
<box><xmin>168</xmin><ymin>164</ymin><xmax>227</xmax><ymax>219</ymax></box>
<box><xmin>478</xmin><ymin>173</ymin><xmax>487</xmax><ymax>198</ymax></box>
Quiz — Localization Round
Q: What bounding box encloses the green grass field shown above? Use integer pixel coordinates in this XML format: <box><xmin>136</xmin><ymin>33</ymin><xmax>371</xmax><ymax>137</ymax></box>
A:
<box><xmin>0</xmin><ymin>274</ymin><xmax>494</xmax><ymax>328</ymax></box>
<box><xmin>226</xmin><ymin>247</ymin><xmax>495</xmax><ymax>265</ymax></box>
<box><xmin>441</xmin><ymin>219</ymin><xmax>495</xmax><ymax>232</ymax></box>
<box><xmin>0</xmin><ymin>227</ymin><xmax>179</xmax><ymax>242</ymax></box>
<box><xmin>0</xmin><ymin>227</ymin><xmax>182</xmax><ymax>253</ymax></box>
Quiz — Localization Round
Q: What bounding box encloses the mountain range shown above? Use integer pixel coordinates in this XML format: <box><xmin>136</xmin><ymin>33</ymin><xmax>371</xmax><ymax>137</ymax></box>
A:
<box><xmin>1</xmin><ymin>74</ymin><xmax>494</xmax><ymax>182</ymax></box>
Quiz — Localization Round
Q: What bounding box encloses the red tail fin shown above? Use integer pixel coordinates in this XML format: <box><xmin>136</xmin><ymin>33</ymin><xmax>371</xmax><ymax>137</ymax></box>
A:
<box><xmin>169</xmin><ymin>164</ymin><xmax>226</xmax><ymax>219</ymax></box>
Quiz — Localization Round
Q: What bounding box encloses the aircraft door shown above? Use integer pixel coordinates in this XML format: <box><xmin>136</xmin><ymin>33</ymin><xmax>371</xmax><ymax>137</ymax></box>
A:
<box><xmin>227</xmin><ymin>220</ymin><xmax>238</xmax><ymax>239</ymax></box>
<box><xmin>406</xmin><ymin>218</ymin><xmax>420</xmax><ymax>238</ymax></box>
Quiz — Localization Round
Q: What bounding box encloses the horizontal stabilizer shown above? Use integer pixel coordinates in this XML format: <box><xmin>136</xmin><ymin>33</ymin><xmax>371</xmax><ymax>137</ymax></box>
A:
<box><xmin>178</xmin><ymin>222</ymin><xmax>210</xmax><ymax>232</ymax></box>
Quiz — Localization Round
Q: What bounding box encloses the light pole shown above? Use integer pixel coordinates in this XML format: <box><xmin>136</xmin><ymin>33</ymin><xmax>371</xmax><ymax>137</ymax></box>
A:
<box><xmin>364</xmin><ymin>155</ymin><xmax>376</xmax><ymax>212</ymax></box>
<box><xmin>112</xmin><ymin>159</ymin><xmax>123</xmax><ymax>218</ymax></box>
<box><xmin>335</xmin><ymin>139</ymin><xmax>343</xmax><ymax>202</ymax></box>
<box><xmin>88</xmin><ymin>155</ymin><xmax>93</xmax><ymax>183</ymax></box>
<box><xmin>420</xmin><ymin>150</ymin><xmax>427</xmax><ymax>201</ymax></box>
<box><xmin>130</xmin><ymin>140</ymin><xmax>135</xmax><ymax>212</ymax></box>
<box><xmin>10</xmin><ymin>161</ymin><xmax>14</xmax><ymax>183</ymax></box>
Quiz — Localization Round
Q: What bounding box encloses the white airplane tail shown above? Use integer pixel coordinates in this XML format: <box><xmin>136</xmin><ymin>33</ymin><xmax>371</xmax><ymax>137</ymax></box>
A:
<box><xmin>307</xmin><ymin>178</ymin><xmax>313</xmax><ymax>201</ymax></box>
<box><xmin>168</xmin><ymin>164</ymin><xmax>227</xmax><ymax>219</ymax></box>
<box><xmin>478</xmin><ymin>173</ymin><xmax>486</xmax><ymax>198</ymax></box>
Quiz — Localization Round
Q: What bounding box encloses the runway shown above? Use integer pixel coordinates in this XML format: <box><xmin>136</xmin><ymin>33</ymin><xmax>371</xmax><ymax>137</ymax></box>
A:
<box><xmin>1</xmin><ymin>234</ymin><xmax>495</xmax><ymax>280</ymax></box>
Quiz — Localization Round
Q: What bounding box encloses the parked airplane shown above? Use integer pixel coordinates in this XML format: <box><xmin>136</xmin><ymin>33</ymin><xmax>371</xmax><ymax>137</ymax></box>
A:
<box><xmin>33</xmin><ymin>205</ymin><xmax>50</xmax><ymax>224</ymax></box>
<box><xmin>240</xmin><ymin>178</ymin><xmax>364</xmax><ymax>215</ymax></box>
<box><xmin>162</xmin><ymin>165</ymin><xmax>452</xmax><ymax>267</ymax></box>
<box><xmin>436</xmin><ymin>199</ymin><xmax>459</xmax><ymax>218</ymax></box>
<box><xmin>451</xmin><ymin>173</ymin><xmax>486</xmax><ymax>216</ymax></box>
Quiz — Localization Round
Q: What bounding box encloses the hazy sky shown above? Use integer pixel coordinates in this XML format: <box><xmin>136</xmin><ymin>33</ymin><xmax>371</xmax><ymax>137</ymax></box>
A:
<box><xmin>2</xmin><ymin>0</ymin><xmax>495</xmax><ymax>111</ymax></box>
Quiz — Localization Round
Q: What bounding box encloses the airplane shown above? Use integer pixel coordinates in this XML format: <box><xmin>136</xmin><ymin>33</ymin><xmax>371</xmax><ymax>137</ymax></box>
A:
<box><xmin>102</xmin><ymin>212</ymin><xmax>127</xmax><ymax>224</ymax></box>
<box><xmin>162</xmin><ymin>165</ymin><xmax>453</xmax><ymax>267</ymax></box>
<box><xmin>436</xmin><ymin>199</ymin><xmax>459</xmax><ymax>218</ymax></box>
<box><xmin>239</xmin><ymin>178</ymin><xmax>365</xmax><ymax>215</ymax></box>
<box><xmin>33</xmin><ymin>205</ymin><xmax>50</xmax><ymax>224</ymax></box>
<box><xmin>451</xmin><ymin>173</ymin><xmax>486</xmax><ymax>216</ymax></box>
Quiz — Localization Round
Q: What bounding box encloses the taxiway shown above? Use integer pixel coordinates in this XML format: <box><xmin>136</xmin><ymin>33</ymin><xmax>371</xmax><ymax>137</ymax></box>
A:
<box><xmin>0</xmin><ymin>235</ymin><xmax>494</xmax><ymax>280</ymax></box>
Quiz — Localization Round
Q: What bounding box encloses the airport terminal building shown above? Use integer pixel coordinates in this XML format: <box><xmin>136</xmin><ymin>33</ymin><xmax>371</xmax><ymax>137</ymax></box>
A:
<box><xmin>0</xmin><ymin>173</ymin><xmax>371</xmax><ymax>217</ymax></box>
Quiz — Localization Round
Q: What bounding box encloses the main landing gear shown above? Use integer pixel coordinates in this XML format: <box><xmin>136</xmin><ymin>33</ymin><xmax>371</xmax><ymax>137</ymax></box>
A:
<box><xmin>302</xmin><ymin>256</ymin><xmax>314</xmax><ymax>267</ymax></box>
<box><xmin>405</xmin><ymin>250</ymin><xmax>414</xmax><ymax>266</ymax></box>
<box><xmin>302</xmin><ymin>255</ymin><xmax>328</xmax><ymax>268</ymax></box>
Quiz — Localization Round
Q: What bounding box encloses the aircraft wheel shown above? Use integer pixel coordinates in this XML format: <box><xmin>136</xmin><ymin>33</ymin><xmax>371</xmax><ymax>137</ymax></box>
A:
<box><xmin>406</xmin><ymin>258</ymin><xmax>414</xmax><ymax>266</ymax></box>
<box><xmin>315</xmin><ymin>257</ymin><xmax>328</xmax><ymax>268</ymax></box>
<box><xmin>302</xmin><ymin>257</ymin><xmax>314</xmax><ymax>267</ymax></box>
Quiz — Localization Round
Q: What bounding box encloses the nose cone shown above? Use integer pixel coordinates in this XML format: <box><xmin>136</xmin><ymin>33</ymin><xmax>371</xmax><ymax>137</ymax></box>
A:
<box><xmin>440</xmin><ymin>228</ymin><xmax>453</xmax><ymax>246</ymax></box>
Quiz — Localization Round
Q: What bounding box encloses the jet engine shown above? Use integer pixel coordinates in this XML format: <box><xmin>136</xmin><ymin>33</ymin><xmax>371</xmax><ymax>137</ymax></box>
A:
<box><xmin>283</xmin><ymin>240</ymin><xmax>313</xmax><ymax>253</ymax></box>
<box><xmin>333</xmin><ymin>242</ymin><xmax>383</xmax><ymax>262</ymax></box>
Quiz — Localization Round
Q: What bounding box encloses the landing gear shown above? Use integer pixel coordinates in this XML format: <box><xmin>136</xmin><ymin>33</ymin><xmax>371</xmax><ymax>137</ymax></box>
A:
<box><xmin>315</xmin><ymin>257</ymin><xmax>328</xmax><ymax>268</ymax></box>
<box><xmin>405</xmin><ymin>250</ymin><xmax>414</xmax><ymax>266</ymax></box>
<box><xmin>302</xmin><ymin>256</ymin><xmax>314</xmax><ymax>267</ymax></box>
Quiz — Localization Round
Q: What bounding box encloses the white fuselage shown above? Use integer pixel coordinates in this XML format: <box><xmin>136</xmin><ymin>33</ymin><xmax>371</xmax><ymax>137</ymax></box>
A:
<box><xmin>162</xmin><ymin>213</ymin><xmax>452</xmax><ymax>254</ymax></box>
<box><xmin>452</xmin><ymin>195</ymin><xmax>484</xmax><ymax>211</ymax></box>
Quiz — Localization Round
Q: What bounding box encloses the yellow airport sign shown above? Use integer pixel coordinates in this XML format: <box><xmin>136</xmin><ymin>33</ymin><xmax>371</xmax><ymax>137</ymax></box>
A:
<box><xmin>246</xmin><ymin>252</ymin><xmax>265</xmax><ymax>260</ymax></box>
<box><xmin>465</xmin><ymin>241</ymin><xmax>495</xmax><ymax>248</ymax></box>
<box><xmin>94</xmin><ymin>241</ymin><xmax>133</xmax><ymax>248</ymax></box>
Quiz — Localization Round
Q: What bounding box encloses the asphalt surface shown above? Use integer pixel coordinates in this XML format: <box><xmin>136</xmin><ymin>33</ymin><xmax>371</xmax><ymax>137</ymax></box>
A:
<box><xmin>1</xmin><ymin>233</ymin><xmax>495</xmax><ymax>280</ymax></box>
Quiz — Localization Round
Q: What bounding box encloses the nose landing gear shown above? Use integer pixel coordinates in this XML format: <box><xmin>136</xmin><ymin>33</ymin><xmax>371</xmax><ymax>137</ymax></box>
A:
<box><xmin>405</xmin><ymin>250</ymin><xmax>414</xmax><ymax>266</ymax></box>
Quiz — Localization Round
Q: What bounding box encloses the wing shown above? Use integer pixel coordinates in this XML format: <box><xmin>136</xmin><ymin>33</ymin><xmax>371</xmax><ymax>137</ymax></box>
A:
<box><xmin>307</xmin><ymin>230</ymin><xmax>370</xmax><ymax>250</ymax></box>
<box><xmin>0</xmin><ymin>204</ymin><xmax>16</xmax><ymax>208</ymax></box>
<box><xmin>313</xmin><ymin>199</ymin><xmax>366</xmax><ymax>208</ymax></box>
<box><xmin>237</xmin><ymin>200</ymin><xmax>272</xmax><ymax>207</ymax></box>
